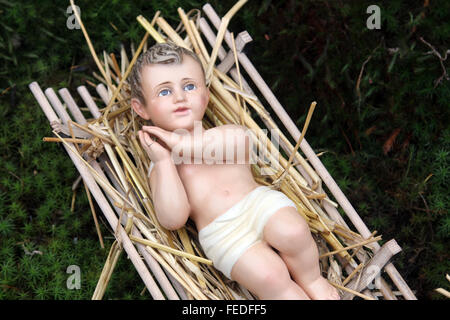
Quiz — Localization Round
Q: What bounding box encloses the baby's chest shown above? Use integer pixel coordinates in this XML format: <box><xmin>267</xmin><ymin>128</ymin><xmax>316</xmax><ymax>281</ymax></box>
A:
<box><xmin>178</xmin><ymin>163</ymin><xmax>220</xmax><ymax>183</ymax></box>
<box><xmin>178</xmin><ymin>163</ymin><xmax>236</xmax><ymax>191</ymax></box>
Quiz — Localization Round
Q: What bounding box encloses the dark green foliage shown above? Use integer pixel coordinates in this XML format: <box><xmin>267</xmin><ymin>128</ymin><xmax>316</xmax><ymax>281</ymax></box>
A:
<box><xmin>0</xmin><ymin>0</ymin><xmax>448</xmax><ymax>299</ymax></box>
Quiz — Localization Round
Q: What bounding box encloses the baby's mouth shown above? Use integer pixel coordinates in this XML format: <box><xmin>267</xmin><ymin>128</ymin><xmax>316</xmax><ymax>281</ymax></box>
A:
<box><xmin>174</xmin><ymin>107</ymin><xmax>190</xmax><ymax>113</ymax></box>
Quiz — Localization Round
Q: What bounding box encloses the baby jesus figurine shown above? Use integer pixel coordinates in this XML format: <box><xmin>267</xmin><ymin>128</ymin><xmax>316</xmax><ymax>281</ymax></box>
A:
<box><xmin>129</xmin><ymin>42</ymin><xmax>340</xmax><ymax>300</ymax></box>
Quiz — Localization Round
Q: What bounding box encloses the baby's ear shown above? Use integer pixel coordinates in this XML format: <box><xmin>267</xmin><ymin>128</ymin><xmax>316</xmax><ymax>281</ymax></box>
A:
<box><xmin>131</xmin><ymin>98</ymin><xmax>150</xmax><ymax>120</ymax></box>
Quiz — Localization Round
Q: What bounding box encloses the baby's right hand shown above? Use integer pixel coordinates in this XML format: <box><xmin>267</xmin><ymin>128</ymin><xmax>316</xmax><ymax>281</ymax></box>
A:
<box><xmin>138</xmin><ymin>130</ymin><xmax>172</xmax><ymax>163</ymax></box>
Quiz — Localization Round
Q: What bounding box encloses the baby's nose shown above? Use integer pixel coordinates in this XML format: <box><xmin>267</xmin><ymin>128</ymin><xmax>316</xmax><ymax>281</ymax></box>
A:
<box><xmin>173</xmin><ymin>87</ymin><xmax>187</xmax><ymax>102</ymax></box>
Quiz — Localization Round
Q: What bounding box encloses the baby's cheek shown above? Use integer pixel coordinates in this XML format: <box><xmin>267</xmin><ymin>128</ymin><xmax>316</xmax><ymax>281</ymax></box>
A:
<box><xmin>148</xmin><ymin>104</ymin><xmax>165</xmax><ymax>119</ymax></box>
<box><xmin>201</xmin><ymin>93</ymin><xmax>210</xmax><ymax>109</ymax></box>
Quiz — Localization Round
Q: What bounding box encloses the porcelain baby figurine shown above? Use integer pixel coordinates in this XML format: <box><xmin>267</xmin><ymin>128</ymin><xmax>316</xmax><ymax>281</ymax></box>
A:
<box><xmin>129</xmin><ymin>42</ymin><xmax>339</xmax><ymax>300</ymax></box>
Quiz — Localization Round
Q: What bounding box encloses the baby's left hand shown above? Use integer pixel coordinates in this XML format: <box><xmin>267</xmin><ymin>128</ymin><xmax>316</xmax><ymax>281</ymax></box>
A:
<box><xmin>141</xmin><ymin>126</ymin><xmax>184</xmax><ymax>151</ymax></box>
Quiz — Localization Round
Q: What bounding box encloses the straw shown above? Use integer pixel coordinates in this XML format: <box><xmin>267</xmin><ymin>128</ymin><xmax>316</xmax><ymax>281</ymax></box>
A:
<box><xmin>273</xmin><ymin>101</ymin><xmax>317</xmax><ymax>185</ymax></box>
<box><xmin>320</xmin><ymin>236</ymin><xmax>382</xmax><ymax>258</ymax></box>
<box><xmin>205</xmin><ymin>0</ymin><xmax>248</xmax><ymax>83</ymax></box>
<box><xmin>83</xmin><ymin>180</ymin><xmax>105</xmax><ymax>249</ymax></box>
<box><xmin>129</xmin><ymin>235</ymin><xmax>212</xmax><ymax>265</ymax></box>
<box><xmin>43</xmin><ymin>137</ymin><xmax>92</xmax><ymax>144</ymax></box>
<box><xmin>329</xmin><ymin>281</ymin><xmax>375</xmax><ymax>300</ymax></box>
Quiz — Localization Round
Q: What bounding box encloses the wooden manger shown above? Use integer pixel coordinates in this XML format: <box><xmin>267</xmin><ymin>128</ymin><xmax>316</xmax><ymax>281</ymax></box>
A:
<box><xmin>28</xmin><ymin>1</ymin><xmax>416</xmax><ymax>300</ymax></box>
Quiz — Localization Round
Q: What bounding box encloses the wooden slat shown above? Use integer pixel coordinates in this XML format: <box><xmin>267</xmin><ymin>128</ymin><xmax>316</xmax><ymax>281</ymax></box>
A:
<box><xmin>342</xmin><ymin>239</ymin><xmax>401</xmax><ymax>300</ymax></box>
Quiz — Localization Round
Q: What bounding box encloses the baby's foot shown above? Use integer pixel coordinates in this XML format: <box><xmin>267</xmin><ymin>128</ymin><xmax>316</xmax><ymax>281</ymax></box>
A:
<box><xmin>303</xmin><ymin>277</ymin><xmax>341</xmax><ymax>300</ymax></box>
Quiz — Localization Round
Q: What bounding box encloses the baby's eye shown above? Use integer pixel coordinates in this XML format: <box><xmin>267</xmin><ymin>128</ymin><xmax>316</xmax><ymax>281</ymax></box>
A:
<box><xmin>158</xmin><ymin>89</ymin><xmax>171</xmax><ymax>97</ymax></box>
<box><xmin>184</xmin><ymin>83</ymin><xmax>196</xmax><ymax>91</ymax></box>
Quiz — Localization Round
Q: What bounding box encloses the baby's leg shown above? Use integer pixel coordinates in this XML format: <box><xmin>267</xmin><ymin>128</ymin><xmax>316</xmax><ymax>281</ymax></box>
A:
<box><xmin>263</xmin><ymin>207</ymin><xmax>340</xmax><ymax>300</ymax></box>
<box><xmin>230</xmin><ymin>241</ymin><xmax>310</xmax><ymax>300</ymax></box>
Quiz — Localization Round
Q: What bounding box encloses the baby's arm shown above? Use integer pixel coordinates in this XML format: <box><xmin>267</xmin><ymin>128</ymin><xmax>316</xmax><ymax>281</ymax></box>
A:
<box><xmin>149</xmin><ymin>158</ymin><xmax>190</xmax><ymax>230</ymax></box>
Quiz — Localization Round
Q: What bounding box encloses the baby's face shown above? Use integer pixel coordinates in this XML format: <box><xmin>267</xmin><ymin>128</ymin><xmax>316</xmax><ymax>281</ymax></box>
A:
<box><xmin>137</xmin><ymin>55</ymin><xmax>209</xmax><ymax>132</ymax></box>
